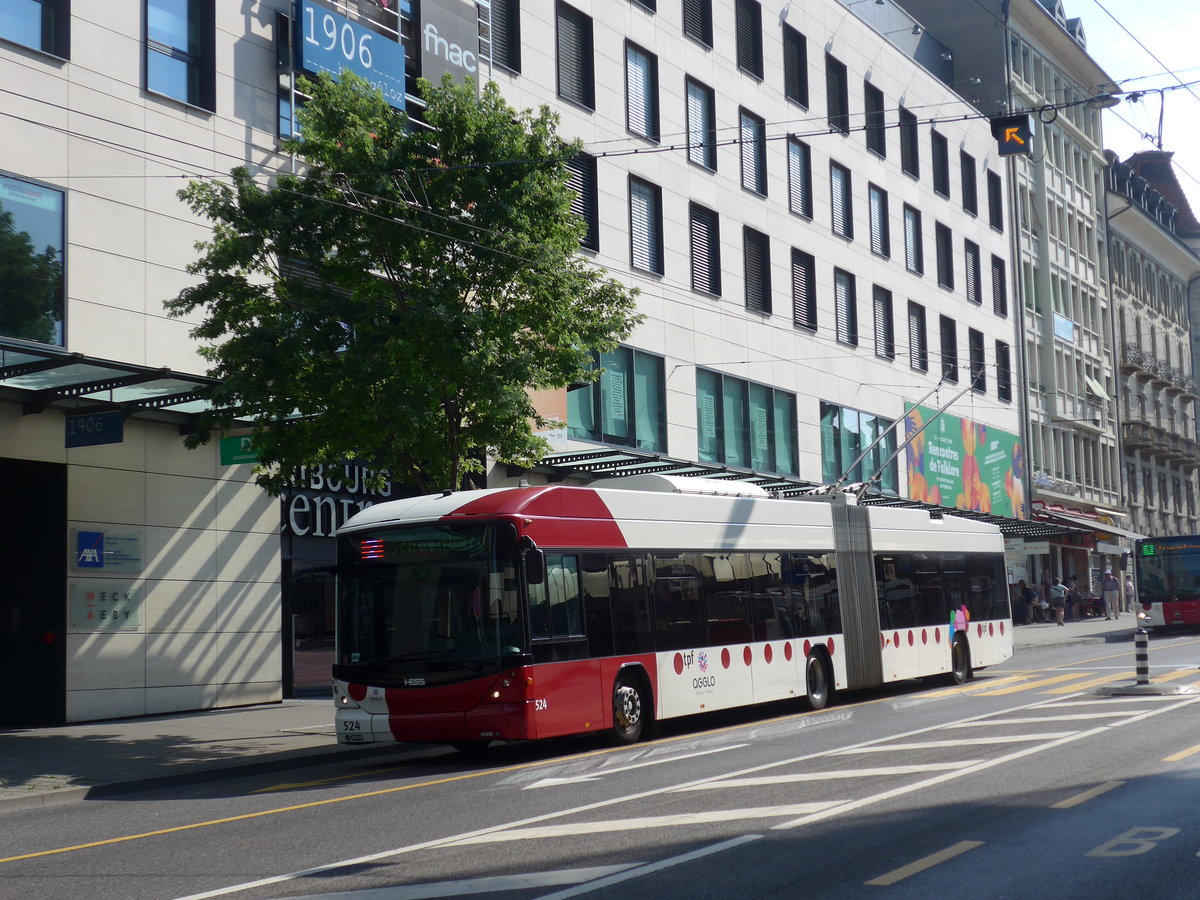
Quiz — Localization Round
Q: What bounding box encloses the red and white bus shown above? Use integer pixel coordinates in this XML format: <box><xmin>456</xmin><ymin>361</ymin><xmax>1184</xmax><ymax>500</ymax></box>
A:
<box><xmin>333</xmin><ymin>475</ymin><xmax>1012</xmax><ymax>748</ymax></box>
<box><xmin>1134</xmin><ymin>535</ymin><xmax>1200</xmax><ymax>630</ymax></box>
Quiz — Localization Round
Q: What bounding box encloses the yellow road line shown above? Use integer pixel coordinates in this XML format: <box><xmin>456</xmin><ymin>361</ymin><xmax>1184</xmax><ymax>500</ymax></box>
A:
<box><xmin>1152</xmin><ymin>668</ymin><xmax>1200</xmax><ymax>684</ymax></box>
<box><xmin>1043</xmin><ymin>673</ymin><xmax>1127</xmax><ymax>694</ymax></box>
<box><xmin>1051</xmin><ymin>781</ymin><xmax>1124</xmax><ymax>809</ymax></box>
<box><xmin>1163</xmin><ymin>743</ymin><xmax>1200</xmax><ymax>763</ymax></box>
<box><xmin>971</xmin><ymin>673</ymin><xmax>1094</xmax><ymax>696</ymax></box>
<box><xmin>921</xmin><ymin>673</ymin><xmax>1037</xmax><ymax>698</ymax></box>
<box><xmin>865</xmin><ymin>840</ymin><xmax>985</xmax><ymax>886</ymax></box>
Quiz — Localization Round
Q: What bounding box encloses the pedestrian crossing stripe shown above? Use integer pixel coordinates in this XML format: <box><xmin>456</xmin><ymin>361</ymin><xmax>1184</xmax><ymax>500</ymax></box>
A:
<box><xmin>971</xmin><ymin>673</ymin><xmax>1094</xmax><ymax>695</ymax></box>
<box><xmin>1043</xmin><ymin>673</ymin><xmax>1126</xmax><ymax>694</ymax></box>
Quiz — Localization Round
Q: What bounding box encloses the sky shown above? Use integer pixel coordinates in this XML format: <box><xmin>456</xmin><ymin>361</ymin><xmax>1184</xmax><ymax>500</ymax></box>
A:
<box><xmin>1076</xmin><ymin>0</ymin><xmax>1200</xmax><ymax>216</ymax></box>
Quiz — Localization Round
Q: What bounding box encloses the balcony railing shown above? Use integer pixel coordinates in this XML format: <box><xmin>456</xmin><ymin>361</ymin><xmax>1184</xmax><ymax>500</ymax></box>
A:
<box><xmin>1122</xmin><ymin>343</ymin><xmax>1197</xmax><ymax>396</ymax></box>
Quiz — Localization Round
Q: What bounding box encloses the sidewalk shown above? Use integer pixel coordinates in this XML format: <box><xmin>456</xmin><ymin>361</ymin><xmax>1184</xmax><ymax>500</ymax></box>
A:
<box><xmin>0</xmin><ymin>615</ymin><xmax>1146</xmax><ymax>812</ymax></box>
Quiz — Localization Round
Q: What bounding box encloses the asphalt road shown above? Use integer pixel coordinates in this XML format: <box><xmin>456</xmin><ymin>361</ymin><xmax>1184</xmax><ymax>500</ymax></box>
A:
<box><xmin>4</xmin><ymin>633</ymin><xmax>1200</xmax><ymax>900</ymax></box>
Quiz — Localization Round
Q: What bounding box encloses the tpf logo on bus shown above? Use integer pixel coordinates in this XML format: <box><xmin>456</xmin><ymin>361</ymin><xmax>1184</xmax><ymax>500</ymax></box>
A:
<box><xmin>673</xmin><ymin>649</ymin><xmax>716</xmax><ymax>690</ymax></box>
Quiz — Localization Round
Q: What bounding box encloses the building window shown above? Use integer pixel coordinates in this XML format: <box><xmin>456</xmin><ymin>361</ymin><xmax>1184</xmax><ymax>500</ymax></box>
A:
<box><xmin>787</xmin><ymin>137</ymin><xmax>813</xmax><ymax>218</ymax></box>
<box><xmin>908</xmin><ymin>301</ymin><xmax>928</xmax><ymax>372</ymax></box>
<box><xmin>935</xmin><ymin>222</ymin><xmax>953</xmax><ymax>289</ymax></box>
<box><xmin>743</xmin><ymin>227</ymin><xmax>771</xmax><ymax>314</ymax></box>
<box><xmin>969</xmin><ymin>328</ymin><xmax>985</xmax><ymax>392</ymax></box>
<box><xmin>145</xmin><ymin>0</ymin><xmax>215</xmax><ymax>110</ymax></box>
<box><xmin>487</xmin><ymin>0</ymin><xmax>521</xmax><ymax>72</ymax></box>
<box><xmin>825</xmin><ymin>52</ymin><xmax>849</xmax><ymax>134</ymax></box>
<box><xmin>830</xmin><ymin>162</ymin><xmax>853</xmax><ymax>239</ymax></box>
<box><xmin>0</xmin><ymin>172</ymin><xmax>64</xmax><ymax>345</ymax></box>
<box><xmin>869</xmin><ymin>184</ymin><xmax>889</xmax><ymax>258</ymax></box>
<box><xmin>682</xmin><ymin>0</ymin><xmax>712</xmax><ymax>47</ymax></box>
<box><xmin>625</xmin><ymin>41</ymin><xmax>659</xmax><ymax>140</ymax></box>
<box><xmin>834</xmin><ymin>269</ymin><xmax>857</xmax><ymax>346</ymax></box>
<box><xmin>791</xmin><ymin>249</ymin><xmax>816</xmax><ymax>332</ymax></box>
<box><xmin>568</xmin><ymin>346</ymin><xmax>666</xmax><ymax>452</ymax></box>
<box><xmin>782</xmin><ymin>23</ymin><xmax>808</xmax><ymax>107</ymax></box>
<box><xmin>740</xmin><ymin>108</ymin><xmax>767</xmax><ymax>195</ymax></box>
<box><xmin>904</xmin><ymin>205</ymin><xmax>923</xmax><ymax>274</ymax></box>
<box><xmin>991</xmin><ymin>254</ymin><xmax>1007</xmax><ymax>316</ymax></box>
<box><xmin>996</xmin><ymin>340</ymin><xmax>1012</xmax><ymax>402</ymax></box>
<box><xmin>964</xmin><ymin>240</ymin><xmax>981</xmax><ymax>304</ymax></box>
<box><xmin>873</xmin><ymin>286</ymin><xmax>894</xmax><ymax>360</ymax></box>
<box><xmin>556</xmin><ymin>2</ymin><xmax>594</xmax><ymax>109</ymax></box>
<box><xmin>931</xmin><ymin>130</ymin><xmax>949</xmax><ymax>197</ymax></box>
<box><xmin>819</xmin><ymin>402</ymin><xmax>898</xmax><ymax>493</ymax></box>
<box><xmin>0</xmin><ymin>0</ymin><xmax>70</xmax><ymax>57</ymax></box>
<box><xmin>939</xmin><ymin>314</ymin><xmax>958</xmax><ymax>382</ymax></box>
<box><xmin>698</xmin><ymin>369</ymin><xmax>797</xmax><ymax>474</ymax></box>
<box><xmin>629</xmin><ymin>0</ymin><xmax>656</xmax><ymax>11</ymax></box>
<box><xmin>565</xmin><ymin>153</ymin><xmax>599</xmax><ymax>251</ymax></box>
<box><xmin>629</xmin><ymin>176</ymin><xmax>663</xmax><ymax>275</ymax></box>
<box><xmin>689</xmin><ymin>203</ymin><xmax>721</xmax><ymax>296</ymax></box>
<box><xmin>864</xmin><ymin>82</ymin><xmax>885</xmax><ymax>157</ymax></box>
<box><xmin>686</xmin><ymin>77</ymin><xmax>716</xmax><ymax>170</ymax></box>
<box><xmin>961</xmin><ymin>151</ymin><xmax>978</xmax><ymax>215</ymax></box>
<box><xmin>987</xmin><ymin>170</ymin><xmax>1003</xmax><ymax>231</ymax></box>
<box><xmin>734</xmin><ymin>0</ymin><xmax>763</xmax><ymax>79</ymax></box>
<box><xmin>899</xmin><ymin>107</ymin><xmax>919</xmax><ymax>178</ymax></box>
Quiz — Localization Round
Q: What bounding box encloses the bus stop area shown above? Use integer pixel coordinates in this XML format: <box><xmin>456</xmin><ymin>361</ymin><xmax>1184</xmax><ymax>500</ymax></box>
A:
<box><xmin>0</xmin><ymin>616</ymin><xmax>1136</xmax><ymax>812</ymax></box>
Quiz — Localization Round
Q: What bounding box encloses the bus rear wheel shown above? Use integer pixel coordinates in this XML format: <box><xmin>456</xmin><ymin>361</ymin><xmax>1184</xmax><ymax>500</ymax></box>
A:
<box><xmin>612</xmin><ymin>674</ymin><xmax>649</xmax><ymax>744</ymax></box>
<box><xmin>949</xmin><ymin>635</ymin><xmax>972</xmax><ymax>685</ymax></box>
<box><xmin>805</xmin><ymin>653</ymin><xmax>831</xmax><ymax>710</ymax></box>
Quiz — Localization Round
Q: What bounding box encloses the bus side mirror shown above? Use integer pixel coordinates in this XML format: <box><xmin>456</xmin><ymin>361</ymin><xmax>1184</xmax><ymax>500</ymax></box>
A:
<box><xmin>525</xmin><ymin>548</ymin><xmax>546</xmax><ymax>585</ymax></box>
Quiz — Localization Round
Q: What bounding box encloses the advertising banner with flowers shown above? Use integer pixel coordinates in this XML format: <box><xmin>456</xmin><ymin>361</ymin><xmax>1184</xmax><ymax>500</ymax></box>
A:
<box><xmin>904</xmin><ymin>405</ymin><xmax>1026</xmax><ymax>518</ymax></box>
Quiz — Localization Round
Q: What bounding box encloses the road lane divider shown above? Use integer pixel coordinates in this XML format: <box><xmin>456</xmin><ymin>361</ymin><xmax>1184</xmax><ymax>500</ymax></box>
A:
<box><xmin>1050</xmin><ymin>781</ymin><xmax>1125</xmax><ymax>809</ymax></box>
<box><xmin>865</xmin><ymin>840</ymin><xmax>985</xmax><ymax>886</ymax></box>
<box><xmin>1163</xmin><ymin>742</ymin><xmax>1200</xmax><ymax>763</ymax></box>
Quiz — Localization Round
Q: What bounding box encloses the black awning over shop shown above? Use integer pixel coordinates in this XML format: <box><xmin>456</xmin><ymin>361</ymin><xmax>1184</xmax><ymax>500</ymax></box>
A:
<box><xmin>530</xmin><ymin>447</ymin><xmax>1074</xmax><ymax>540</ymax></box>
<box><xmin>0</xmin><ymin>339</ymin><xmax>224</xmax><ymax>430</ymax></box>
<box><xmin>1035</xmin><ymin>510</ymin><xmax>1147</xmax><ymax>542</ymax></box>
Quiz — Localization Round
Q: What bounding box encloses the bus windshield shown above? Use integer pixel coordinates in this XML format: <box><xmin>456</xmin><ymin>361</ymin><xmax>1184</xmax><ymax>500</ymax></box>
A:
<box><xmin>1137</xmin><ymin>539</ymin><xmax>1200</xmax><ymax>603</ymax></box>
<box><xmin>335</xmin><ymin>522</ymin><xmax>523</xmax><ymax>686</ymax></box>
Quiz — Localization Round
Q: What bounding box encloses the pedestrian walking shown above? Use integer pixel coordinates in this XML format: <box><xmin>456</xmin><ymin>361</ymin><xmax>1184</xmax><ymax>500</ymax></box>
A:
<box><xmin>1123</xmin><ymin>573</ymin><xmax>1135</xmax><ymax>613</ymax></box>
<box><xmin>1102</xmin><ymin>570</ymin><xmax>1120</xmax><ymax>620</ymax></box>
<box><xmin>1065</xmin><ymin>577</ymin><xmax>1081</xmax><ymax>621</ymax></box>
<box><xmin>1050</xmin><ymin>577</ymin><xmax>1067</xmax><ymax>626</ymax></box>
<box><xmin>1017</xmin><ymin>579</ymin><xmax>1038</xmax><ymax>624</ymax></box>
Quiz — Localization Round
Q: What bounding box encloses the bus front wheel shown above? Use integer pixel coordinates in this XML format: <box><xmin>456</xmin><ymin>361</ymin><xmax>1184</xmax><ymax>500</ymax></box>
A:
<box><xmin>805</xmin><ymin>652</ymin><xmax>831</xmax><ymax>710</ymax></box>
<box><xmin>612</xmin><ymin>674</ymin><xmax>649</xmax><ymax>744</ymax></box>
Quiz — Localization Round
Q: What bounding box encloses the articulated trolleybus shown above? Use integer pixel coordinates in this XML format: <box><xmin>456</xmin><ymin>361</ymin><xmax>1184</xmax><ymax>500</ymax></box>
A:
<box><xmin>1134</xmin><ymin>535</ymin><xmax>1200</xmax><ymax>630</ymax></box>
<box><xmin>333</xmin><ymin>475</ymin><xmax>1012</xmax><ymax>748</ymax></box>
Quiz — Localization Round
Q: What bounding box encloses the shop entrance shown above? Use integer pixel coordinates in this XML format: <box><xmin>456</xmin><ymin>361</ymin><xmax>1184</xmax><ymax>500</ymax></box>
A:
<box><xmin>0</xmin><ymin>458</ymin><xmax>67</xmax><ymax>726</ymax></box>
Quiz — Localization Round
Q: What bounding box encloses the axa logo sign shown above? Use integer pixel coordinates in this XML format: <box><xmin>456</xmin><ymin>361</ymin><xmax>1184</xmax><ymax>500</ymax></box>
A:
<box><xmin>77</xmin><ymin>531</ymin><xmax>104</xmax><ymax>568</ymax></box>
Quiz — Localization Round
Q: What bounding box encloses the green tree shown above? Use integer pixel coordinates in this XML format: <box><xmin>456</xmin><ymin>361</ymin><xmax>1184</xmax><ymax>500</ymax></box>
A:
<box><xmin>0</xmin><ymin>208</ymin><xmax>62</xmax><ymax>345</ymax></box>
<box><xmin>168</xmin><ymin>73</ymin><xmax>640</xmax><ymax>493</ymax></box>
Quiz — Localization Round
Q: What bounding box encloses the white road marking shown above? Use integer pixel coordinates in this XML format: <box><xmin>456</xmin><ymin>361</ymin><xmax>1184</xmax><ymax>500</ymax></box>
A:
<box><xmin>273</xmin><ymin>865</ymin><xmax>638</xmax><ymax>899</ymax></box>
<box><xmin>445</xmin><ymin>803</ymin><xmax>844</xmax><ymax>845</ymax></box>
<box><xmin>174</xmin><ymin>694</ymin><xmax>1200</xmax><ymax>900</ymax></box>
<box><xmin>533</xmin><ymin>836</ymin><xmax>761</xmax><ymax>900</ymax></box>
<box><xmin>524</xmin><ymin>744</ymin><xmax>749</xmax><ymax>789</ymax></box>
<box><xmin>943</xmin><ymin>713</ymin><xmax>1132</xmax><ymax>725</ymax></box>
<box><xmin>679</xmin><ymin>761</ymin><xmax>984</xmax><ymax>788</ymax></box>
<box><xmin>832</xmin><ymin>733</ymin><xmax>1078</xmax><ymax>752</ymax></box>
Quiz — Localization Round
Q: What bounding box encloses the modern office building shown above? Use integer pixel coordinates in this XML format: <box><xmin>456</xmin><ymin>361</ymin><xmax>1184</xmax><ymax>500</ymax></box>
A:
<box><xmin>1</xmin><ymin>0</ymin><xmax>1069</xmax><ymax>724</ymax></box>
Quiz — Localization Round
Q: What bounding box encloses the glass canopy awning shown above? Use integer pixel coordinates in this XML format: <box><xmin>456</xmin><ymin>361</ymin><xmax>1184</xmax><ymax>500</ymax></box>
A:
<box><xmin>0</xmin><ymin>339</ymin><xmax>221</xmax><ymax>428</ymax></box>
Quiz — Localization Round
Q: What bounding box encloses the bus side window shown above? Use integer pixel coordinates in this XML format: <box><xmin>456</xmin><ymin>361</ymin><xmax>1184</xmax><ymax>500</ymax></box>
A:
<box><xmin>533</xmin><ymin>554</ymin><xmax>583</xmax><ymax>640</ymax></box>
<box><xmin>580</xmin><ymin>553</ymin><xmax>615</xmax><ymax>658</ymax></box>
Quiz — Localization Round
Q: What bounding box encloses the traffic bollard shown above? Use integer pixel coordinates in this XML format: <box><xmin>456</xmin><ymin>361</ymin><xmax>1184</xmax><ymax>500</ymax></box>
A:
<box><xmin>1135</xmin><ymin>629</ymin><xmax>1150</xmax><ymax>686</ymax></box>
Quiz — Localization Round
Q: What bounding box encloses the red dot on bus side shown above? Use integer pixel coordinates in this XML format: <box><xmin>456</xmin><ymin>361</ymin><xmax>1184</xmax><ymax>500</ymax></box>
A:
<box><xmin>826</xmin><ymin>637</ymin><xmax>835</xmax><ymax>655</ymax></box>
<box><xmin>908</xmin><ymin>631</ymin><xmax>914</xmax><ymax>646</ymax></box>
<box><xmin>722</xmin><ymin>647</ymin><xmax>731</xmax><ymax>668</ymax></box>
<box><xmin>765</xmin><ymin>644</ymin><xmax>773</xmax><ymax>664</ymax></box>
<box><xmin>803</xmin><ymin>639</ymin><xmax>812</xmax><ymax>656</ymax></box>
<box><xmin>881</xmin><ymin>633</ymin><xmax>886</xmax><ymax>649</ymax></box>
<box><xmin>977</xmin><ymin>623</ymin><xmax>984</xmax><ymax>638</ymax></box>
<box><xmin>674</xmin><ymin>652</ymin><xmax>684</xmax><ymax>675</ymax></box>
<box><xmin>784</xmin><ymin>642</ymin><xmax>793</xmax><ymax>661</ymax></box>
<box><xmin>989</xmin><ymin>622</ymin><xmax>995</xmax><ymax>637</ymax></box>
<box><xmin>921</xmin><ymin>629</ymin><xmax>928</xmax><ymax>645</ymax></box>
<box><xmin>893</xmin><ymin>631</ymin><xmax>900</xmax><ymax>648</ymax></box>
<box><xmin>935</xmin><ymin>628</ymin><xmax>942</xmax><ymax>643</ymax></box>
<box><xmin>999</xmin><ymin>622</ymin><xmax>1005</xmax><ymax>635</ymax></box>
<box><xmin>348</xmin><ymin>683</ymin><xmax>367</xmax><ymax>702</ymax></box>
<box><xmin>743</xmin><ymin>646</ymin><xmax>753</xmax><ymax>666</ymax></box>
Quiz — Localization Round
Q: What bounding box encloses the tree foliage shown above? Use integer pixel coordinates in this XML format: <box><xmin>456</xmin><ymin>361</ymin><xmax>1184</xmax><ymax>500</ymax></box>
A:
<box><xmin>168</xmin><ymin>73</ymin><xmax>641</xmax><ymax>493</ymax></box>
